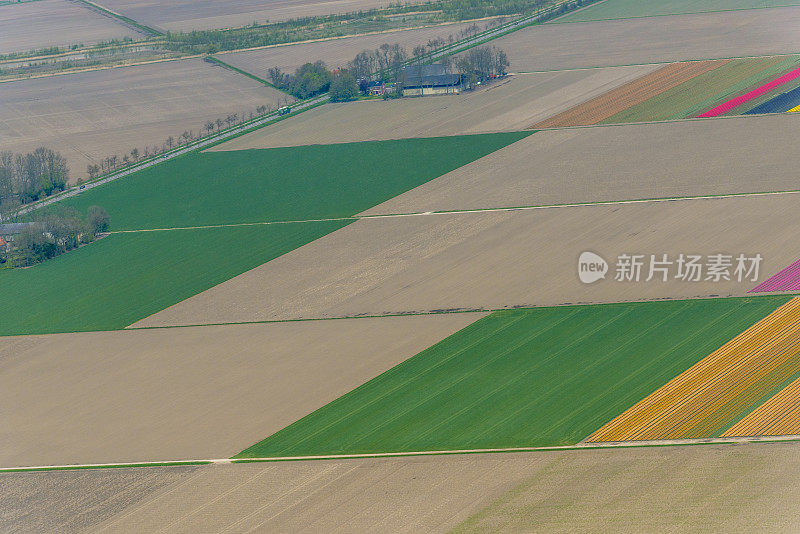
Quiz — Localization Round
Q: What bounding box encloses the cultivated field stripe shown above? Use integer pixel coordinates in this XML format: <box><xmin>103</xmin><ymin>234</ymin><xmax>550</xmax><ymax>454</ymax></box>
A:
<box><xmin>587</xmin><ymin>297</ymin><xmax>800</xmax><ymax>442</ymax></box>
<box><xmin>722</xmin><ymin>375</ymin><xmax>800</xmax><ymax>436</ymax></box>
<box><xmin>745</xmin><ymin>84</ymin><xmax>800</xmax><ymax>114</ymax></box>
<box><xmin>605</xmin><ymin>56</ymin><xmax>793</xmax><ymax>123</ymax></box>
<box><xmin>699</xmin><ymin>64</ymin><xmax>800</xmax><ymax>116</ymax></box>
<box><xmin>750</xmin><ymin>258</ymin><xmax>800</xmax><ymax>292</ymax></box>
<box><xmin>594</xmin><ymin>305</ymin><xmax>800</xmax><ymax>440</ymax></box>
<box><xmin>530</xmin><ymin>60</ymin><xmax>729</xmax><ymax>128</ymax></box>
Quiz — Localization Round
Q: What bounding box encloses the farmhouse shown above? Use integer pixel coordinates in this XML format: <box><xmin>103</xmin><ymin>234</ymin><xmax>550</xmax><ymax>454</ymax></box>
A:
<box><xmin>401</xmin><ymin>64</ymin><xmax>460</xmax><ymax>97</ymax></box>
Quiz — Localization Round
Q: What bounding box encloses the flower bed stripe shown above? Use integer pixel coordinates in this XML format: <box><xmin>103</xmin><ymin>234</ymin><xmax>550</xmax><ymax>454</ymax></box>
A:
<box><xmin>698</xmin><ymin>65</ymin><xmax>800</xmax><ymax>117</ymax></box>
<box><xmin>745</xmin><ymin>85</ymin><xmax>800</xmax><ymax>115</ymax></box>
<box><xmin>750</xmin><ymin>258</ymin><xmax>800</xmax><ymax>293</ymax></box>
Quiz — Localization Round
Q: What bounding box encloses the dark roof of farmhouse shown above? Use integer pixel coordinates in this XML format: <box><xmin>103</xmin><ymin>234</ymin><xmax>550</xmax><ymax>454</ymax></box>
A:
<box><xmin>402</xmin><ymin>64</ymin><xmax>460</xmax><ymax>88</ymax></box>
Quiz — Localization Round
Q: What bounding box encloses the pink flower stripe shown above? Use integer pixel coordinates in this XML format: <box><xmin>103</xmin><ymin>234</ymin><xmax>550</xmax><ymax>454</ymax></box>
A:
<box><xmin>698</xmin><ymin>65</ymin><xmax>800</xmax><ymax>118</ymax></box>
<box><xmin>750</xmin><ymin>258</ymin><xmax>800</xmax><ymax>293</ymax></box>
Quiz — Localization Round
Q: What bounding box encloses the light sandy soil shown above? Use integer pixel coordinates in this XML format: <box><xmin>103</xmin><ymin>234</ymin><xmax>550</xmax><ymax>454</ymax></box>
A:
<box><xmin>0</xmin><ymin>58</ymin><xmax>288</xmax><ymax>181</ymax></box>
<box><xmin>361</xmin><ymin>113</ymin><xmax>800</xmax><ymax>215</ymax></box>
<box><xmin>0</xmin><ymin>0</ymin><xmax>139</xmax><ymax>54</ymax></box>
<box><xmin>94</xmin><ymin>0</ymin><xmax>429</xmax><ymax>31</ymax></box>
<box><xmin>0</xmin><ymin>466</ymin><xmax>199</xmax><ymax>533</ymax></box>
<box><xmin>210</xmin><ymin>65</ymin><xmax>658</xmax><ymax>151</ymax></box>
<box><xmin>220</xmin><ymin>21</ymin><xmax>483</xmax><ymax>77</ymax></box>
<box><xmin>492</xmin><ymin>7</ymin><xmax>800</xmax><ymax>71</ymax></box>
<box><xmin>134</xmin><ymin>193</ymin><xmax>800</xmax><ymax>328</ymax></box>
<box><xmin>7</xmin><ymin>442</ymin><xmax>800</xmax><ymax>532</ymax></box>
<box><xmin>0</xmin><ymin>313</ymin><xmax>482</xmax><ymax>467</ymax></box>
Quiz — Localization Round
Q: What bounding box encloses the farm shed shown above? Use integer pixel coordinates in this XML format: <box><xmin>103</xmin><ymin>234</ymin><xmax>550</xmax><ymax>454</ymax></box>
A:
<box><xmin>402</xmin><ymin>64</ymin><xmax>461</xmax><ymax>96</ymax></box>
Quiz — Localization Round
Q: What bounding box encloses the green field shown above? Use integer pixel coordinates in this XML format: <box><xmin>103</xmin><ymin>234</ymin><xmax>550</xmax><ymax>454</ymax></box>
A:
<box><xmin>58</xmin><ymin>133</ymin><xmax>531</xmax><ymax>231</ymax></box>
<box><xmin>236</xmin><ymin>296</ymin><xmax>791</xmax><ymax>457</ymax></box>
<box><xmin>558</xmin><ymin>0</ymin><xmax>800</xmax><ymax>23</ymax></box>
<box><xmin>601</xmin><ymin>56</ymin><xmax>800</xmax><ymax>123</ymax></box>
<box><xmin>2</xmin><ymin>133</ymin><xmax>529</xmax><ymax>336</ymax></box>
<box><xmin>0</xmin><ymin>222</ymin><xmax>348</xmax><ymax>335</ymax></box>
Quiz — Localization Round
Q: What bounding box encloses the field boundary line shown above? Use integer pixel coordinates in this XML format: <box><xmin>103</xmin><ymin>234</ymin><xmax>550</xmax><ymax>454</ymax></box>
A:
<box><xmin>106</xmin><ymin>187</ymin><xmax>800</xmax><ymax>235</ymax></box>
<box><xmin>107</xmin><ymin>217</ymin><xmax>357</xmax><ymax>234</ymax></box>
<box><xmin>514</xmin><ymin>53</ymin><xmax>800</xmax><ymax>74</ymax></box>
<box><xmin>4</xmin><ymin>434</ymin><xmax>800</xmax><ymax>473</ymax></box>
<box><xmin>548</xmin><ymin>3</ymin><xmax>800</xmax><ymax>25</ymax></box>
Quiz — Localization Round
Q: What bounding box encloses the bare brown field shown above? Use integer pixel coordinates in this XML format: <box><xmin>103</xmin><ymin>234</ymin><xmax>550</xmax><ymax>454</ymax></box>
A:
<box><xmin>134</xmin><ymin>193</ymin><xmax>800</xmax><ymax>328</ymax></box>
<box><xmin>491</xmin><ymin>7</ymin><xmax>800</xmax><ymax>71</ymax></box>
<box><xmin>723</xmin><ymin>375</ymin><xmax>800</xmax><ymax>437</ymax></box>
<box><xmin>587</xmin><ymin>297</ymin><xmax>800</xmax><ymax>442</ymax></box>
<box><xmin>220</xmin><ymin>21</ymin><xmax>482</xmax><ymax>78</ymax></box>
<box><xmin>357</xmin><ymin>113</ymin><xmax>800</xmax><ymax>216</ymax></box>
<box><xmin>532</xmin><ymin>60</ymin><xmax>729</xmax><ymax>128</ymax></box>
<box><xmin>7</xmin><ymin>443</ymin><xmax>800</xmax><ymax>532</ymax></box>
<box><xmin>0</xmin><ymin>0</ymin><xmax>139</xmax><ymax>54</ymax></box>
<box><xmin>0</xmin><ymin>313</ymin><xmax>481</xmax><ymax>466</ymax></box>
<box><xmin>0</xmin><ymin>58</ymin><xmax>288</xmax><ymax>181</ymax></box>
<box><xmin>94</xmin><ymin>0</ymin><xmax>429</xmax><ymax>31</ymax></box>
<box><xmin>210</xmin><ymin>65</ymin><xmax>658</xmax><ymax>151</ymax></box>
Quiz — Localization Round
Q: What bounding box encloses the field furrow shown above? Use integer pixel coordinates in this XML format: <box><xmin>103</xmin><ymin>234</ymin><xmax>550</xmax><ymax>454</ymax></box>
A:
<box><xmin>530</xmin><ymin>60</ymin><xmax>728</xmax><ymax>128</ymax></box>
<box><xmin>587</xmin><ymin>297</ymin><xmax>800</xmax><ymax>442</ymax></box>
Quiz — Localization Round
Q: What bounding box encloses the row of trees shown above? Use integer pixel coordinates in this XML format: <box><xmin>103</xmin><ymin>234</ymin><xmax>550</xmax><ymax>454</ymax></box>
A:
<box><xmin>0</xmin><ymin>148</ymin><xmax>68</xmax><ymax>207</ymax></box>
<box><xmin>156</xmin><ymin>0</ymin><xmax>553</xmax><ymax>55</ymax></box>
<box><xmin>6</xmin><ymin>206</ymin><xmax>109</xmax><ymax>267</ymax></box>
<box><xmin>86</xmin><ymin>100</ymin><xmax>288</xmax><ymax>179</ymax></box>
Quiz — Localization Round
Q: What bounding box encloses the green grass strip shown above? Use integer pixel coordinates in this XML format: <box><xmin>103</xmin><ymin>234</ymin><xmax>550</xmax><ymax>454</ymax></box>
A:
<box><xmin>235</xmin><ymin>295</ymin><xmax>791</xmax><ymax>458</ymax></box>
<box><xmin>204</xmin><ymin>55</ymin><xmax>287</xmax><ymax>93</ymax></box>
<box><xmin>74</xmin><ymin>0</ymin><xmax>163</xmax><ymax>36</ymax></box>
